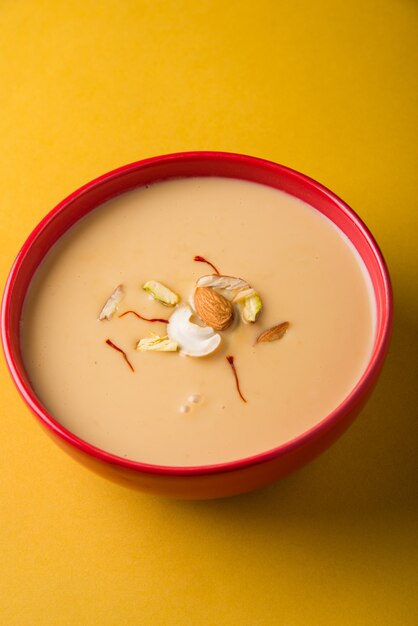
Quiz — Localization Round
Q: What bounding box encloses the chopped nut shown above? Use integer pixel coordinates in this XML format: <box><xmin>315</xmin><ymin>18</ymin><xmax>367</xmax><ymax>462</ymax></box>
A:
<box><xmin>242</xmin><ymin>293</ymin><xmax>263</xmax><ymax>323</ymax></box>
<box><xmin>196</xmin><ymin>274</ymin><xmax>250</xmax><ymax>293</ymax></box>
<box><xmin>167</xmin><ymin>305</ymin><xmax>221</xmax><ymax>357</ymax></box>
<box><xmin>99</xmin><ymin>285</ymin><xmax>125</xmax><ymax>320</ymax></box>
<box><xmin>136</xmin><ymin>335</ymin><xmax>178</xmax><ymax>351</ymax></box>
<box><xmin>232</xmin><ymin>288</ymin><xmax>256</xmax><ymax>303</ymax></box>
<box><xmin>143</xmin><ymin>281</ymin><xmax>180</xmax><ymax>306</ymax></box>
<box><xmin>256</xmin><ymin>322</ymin><xmax>289</xmax><ymax>343</ymax></box>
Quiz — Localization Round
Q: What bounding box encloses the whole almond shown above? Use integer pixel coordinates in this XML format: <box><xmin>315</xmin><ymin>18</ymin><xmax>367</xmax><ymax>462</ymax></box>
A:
<box><xmin>194</xmin><ymin>287</ymin><xmax>234</xmax><ymax>331</ymax></box>
<box><xmin>256</xmin><ymin>321</ymin><xmax>289</xmax><ymax>344</ymax></box>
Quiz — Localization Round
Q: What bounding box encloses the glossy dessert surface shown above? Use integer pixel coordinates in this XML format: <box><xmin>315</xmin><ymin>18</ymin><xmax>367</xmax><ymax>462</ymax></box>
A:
<box><xmin>21</xmin><ymin>176</ymin><xmax>376</xmax><ymax>466</ymax></box>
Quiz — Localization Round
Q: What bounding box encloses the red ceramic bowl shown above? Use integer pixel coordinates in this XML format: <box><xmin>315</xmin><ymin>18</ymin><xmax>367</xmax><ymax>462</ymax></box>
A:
<box><xmin>1</xmin><ymin>152</ymin><xmax>392</xmax><ymax>499</ymax></box>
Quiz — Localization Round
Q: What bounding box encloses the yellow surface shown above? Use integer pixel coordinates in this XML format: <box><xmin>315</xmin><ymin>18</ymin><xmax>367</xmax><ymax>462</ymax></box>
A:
<box><xmin>0</xmin><ymin>1</ymin><xmax>417</xmax><ymax>624</ymax></box>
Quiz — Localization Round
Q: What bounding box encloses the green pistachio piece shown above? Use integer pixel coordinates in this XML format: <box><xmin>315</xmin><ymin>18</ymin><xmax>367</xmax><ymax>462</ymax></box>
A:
<box><xmin>136</xmin><ymin>335</ymin><xmax>178</xmax><ymax>352</ymax></box>
<box><xmin>242</xmin><ymin>293</ymin><xmax>263</xmax><ymax>323</ymax></box>
<box><xmin>143</xmin><ymin>280</ymin><xmax>180</xmax><ymax>306</ymax></box>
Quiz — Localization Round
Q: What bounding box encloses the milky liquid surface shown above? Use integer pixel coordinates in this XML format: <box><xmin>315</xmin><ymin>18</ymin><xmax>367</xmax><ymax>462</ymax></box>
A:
<box><xmin>21</xmin><ymin>177</ymin><xmax>375</xmax><ymax>465</ymax></box>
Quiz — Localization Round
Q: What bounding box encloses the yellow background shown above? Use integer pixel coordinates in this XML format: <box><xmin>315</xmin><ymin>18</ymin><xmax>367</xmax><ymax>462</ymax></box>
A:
<box><xmin>1</xmin><ymin>1</ymin><xmax>417</xmax><ymax>624</ymax></box>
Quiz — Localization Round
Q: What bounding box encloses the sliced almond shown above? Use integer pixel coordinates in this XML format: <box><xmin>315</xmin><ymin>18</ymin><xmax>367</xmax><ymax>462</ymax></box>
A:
<box><xmin>232</xmin><ymin>288</ymin><xmax>256</xmax><ymax>303</ymax></box>
<box><xmin>98</xmin><ymin>285</ymin><xmax>125</xmax><ymax>320</ymax></box>
<box><xmin>194</xmin><ymin>287</ymin><xmax>234</xmax><ymax>331</ymax></box>
<box><xmin>196</xmin><ymin>274</ymin><xmax>250</xmax><ymax>292</ymax></box>
<box><xmin>256</xmin><ymin>322</ymin><xmax>289</xmax><ymax>343</ymax></box>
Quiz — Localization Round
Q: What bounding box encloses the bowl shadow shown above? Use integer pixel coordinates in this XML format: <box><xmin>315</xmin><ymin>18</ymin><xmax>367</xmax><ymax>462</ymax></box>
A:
<box><xmin>150</xmin><ymin>291</ymin><xmax>417</xmax><ymax>524</ymax></box>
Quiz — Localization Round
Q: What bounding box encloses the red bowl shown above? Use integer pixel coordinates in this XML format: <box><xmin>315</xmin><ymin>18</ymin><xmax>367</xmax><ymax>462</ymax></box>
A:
<box><xmin>1</xmin><ymin>152</ymin><xmax>393</xmax><ymax>499</ymax></box>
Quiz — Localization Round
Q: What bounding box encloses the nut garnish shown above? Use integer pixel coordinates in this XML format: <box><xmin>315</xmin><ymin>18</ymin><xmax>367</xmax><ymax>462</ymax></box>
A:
<box><xmin>256</xmin><ymin>322</ymin><xmax>289</xmax><ymax>344</ymax></box>
<box><xmin>99</xmin><ymin>285</ymin><xmax>125</xmax><ymax>320</ymax></box>
<box><xmin>242</xmin><ymin>293</ymin><xmax>263</xmax><ymax>323</ymax></box>
<box><xmin>136</xmin><ymin>335</ymin><xmax>178</xmax><ymax>352</ymax></box>
<box><xmin>143</xmin><ymin>280</ymin><xmax>179</xmax><ymax>306</ymax></box>
<box><xmin>196</xmin><ymin>274</ymin><xmax>250</xmax><ymax>297</ymax></box>
<box><xmin>167</xmin><ymin>305</ymin><xmax>221</xmax><ymax>357</ymax></box>
<box><xmin>232</xmin><ymin>288</ymin><xmax>256</xmax><ymax>303</ymax></box>
<box><xmin>194</xmin><ymin>287</ymin><xmax>234</xmax><ymax>331</ymax></box>
<box><xmin>99</xmin><ymin>254</ymin><xmax>289</xmax><ymax>403</ymax></box>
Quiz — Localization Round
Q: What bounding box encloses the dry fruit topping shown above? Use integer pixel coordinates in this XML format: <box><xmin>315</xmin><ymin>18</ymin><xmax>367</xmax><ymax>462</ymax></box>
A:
<box><xmin>143</xmin><ymin>280</ymin><xmax>179</xmax><ymax>306</ymax></box>
<box><xmin>99</xmin><ymin>285</ymin><xmax>125</xmax><ymax>320</ymax></box>
<box><xmin>99</xmin><ymin>255</ymin><xmax>290</xmax><ymax>402</ymax></box>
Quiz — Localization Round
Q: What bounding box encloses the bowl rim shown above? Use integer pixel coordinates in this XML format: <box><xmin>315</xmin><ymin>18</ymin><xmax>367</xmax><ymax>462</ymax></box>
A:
<box><xmin>1</xmin><ymin>151</ymin><xmax>393</xmax><ymax>477</ymax></box>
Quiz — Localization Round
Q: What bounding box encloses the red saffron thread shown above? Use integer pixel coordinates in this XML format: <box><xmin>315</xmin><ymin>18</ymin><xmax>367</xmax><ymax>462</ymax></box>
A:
<box><xmin>105</xmin><ymin>339</ymin><xmax>135</xmax><ymax>372</ymax></box>
<box><xmin>226</xmin><ymin>355</ymin><xmax>247</xmax><ymax>403</ymax></box>
<box><xmin>193</xmin><ymin>255</ymin><xmax>220</xmax><ymax>275</ymax></box>
<box><xmin>118</xmin><ymin>310</ymin><xmax>169</xmax><ymax>323</ymax></box>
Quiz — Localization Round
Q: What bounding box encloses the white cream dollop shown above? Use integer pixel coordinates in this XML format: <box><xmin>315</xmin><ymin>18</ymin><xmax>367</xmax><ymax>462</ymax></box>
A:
<box><xmin>167</xmin><ymin>305</ymin><xmax>221</xmax><ymax>357</ymax></box>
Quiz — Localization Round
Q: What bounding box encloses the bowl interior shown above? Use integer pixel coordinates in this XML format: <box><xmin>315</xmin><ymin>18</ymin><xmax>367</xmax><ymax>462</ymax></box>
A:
<box><xmin>1</xmin><ymin>152</ymin><xmax>392</xmax><ymax>474</ymax></box>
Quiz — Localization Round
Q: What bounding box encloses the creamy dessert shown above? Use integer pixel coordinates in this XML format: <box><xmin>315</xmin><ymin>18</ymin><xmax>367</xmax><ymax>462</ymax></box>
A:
<box><xmin>21</xmin><ymin>177</ymin><xmax>376</xmax><ymax>466</ymax></box>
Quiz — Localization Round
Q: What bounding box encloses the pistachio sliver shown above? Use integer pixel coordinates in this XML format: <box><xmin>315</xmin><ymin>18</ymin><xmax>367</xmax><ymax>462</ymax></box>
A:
<box><xmin>143</xmin><ymin>280</ymin><xmax>180</xmax><ymax>306</ymax></box>
<box><xmin>242</xmin><ymin>293</ymin><xmax>263</xmax><ymax>323</ymax></box>
<box><xmin>98</xmin><ymin>285</ymin><xmax>125</xmax><ymax>320</ymax></box>
<box><xmin>136</xmin><ymin>335</ymin><xmax>178</xmax><ymax>352</ymax></box>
